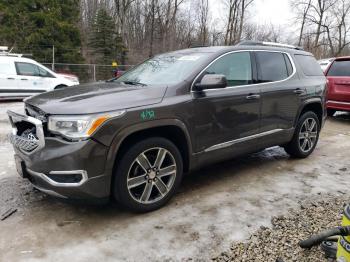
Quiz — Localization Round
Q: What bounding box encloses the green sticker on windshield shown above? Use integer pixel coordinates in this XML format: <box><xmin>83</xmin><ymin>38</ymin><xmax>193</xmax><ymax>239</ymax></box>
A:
<box><xmin>140</xmin><ymin>110</ymin><xmax>155</xmax><ymax>120</ymax></box>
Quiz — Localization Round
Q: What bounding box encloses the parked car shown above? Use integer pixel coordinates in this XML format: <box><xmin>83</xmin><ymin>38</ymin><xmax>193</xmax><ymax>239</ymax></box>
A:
<box><xmin>7</xmin><ymin>41</ymin><xmax>327</xmax><ymax>212</ymax></box>
<box><xmin>325</xmin><ymin>56</ymin><xmax>350</xmax><ymax>116</ymax></box>
<box><xmin>318</xmin><ymin>58</ymin><xmax>335</xmax><ymax>72</ymax></box>
<box><xmin>0</xmin><ymin>52</ymin><xmax>79</xmax><ymax>99</ymax></box>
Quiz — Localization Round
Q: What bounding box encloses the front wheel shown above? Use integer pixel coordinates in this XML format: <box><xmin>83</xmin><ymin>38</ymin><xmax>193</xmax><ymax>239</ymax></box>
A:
<box><xmin>284</xmin><ymin>111</ymin><xmax>320</xmax><ymax>158</ymax></box>
<box><xmin>113</xmin><ymin>137</ymin><xmax>183</xmax><ymax>212</ymax></box>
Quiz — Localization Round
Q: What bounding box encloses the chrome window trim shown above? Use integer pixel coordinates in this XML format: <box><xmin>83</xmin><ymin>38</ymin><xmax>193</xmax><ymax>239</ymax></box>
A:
<box><xmin>27</xmin><ymin>169</ymin><xmax>88</xmax><ymax>187</ymax></box>
<box><xmin>204</xmin><ymin>129</ymin><xmax>285</xmax><ymax>152</ymax></box>
<box><xmin>190</xmin><ymin>50</ymin><xmax>297</xmax><ymax>93</ymax></box>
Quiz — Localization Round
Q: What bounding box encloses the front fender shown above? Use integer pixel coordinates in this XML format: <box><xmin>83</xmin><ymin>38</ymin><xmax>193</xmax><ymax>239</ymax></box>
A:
<box><xmin>103</xmin><ymin>118</ymin><xmax>193</xmax><ymax>177</ymax></box>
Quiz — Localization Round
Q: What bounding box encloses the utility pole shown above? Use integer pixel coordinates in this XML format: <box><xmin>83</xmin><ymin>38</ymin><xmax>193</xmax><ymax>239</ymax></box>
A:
<box><xmin>52</xmin><ymin>45</ymin><xmax>55</xmax><ymax>71</ymax></box>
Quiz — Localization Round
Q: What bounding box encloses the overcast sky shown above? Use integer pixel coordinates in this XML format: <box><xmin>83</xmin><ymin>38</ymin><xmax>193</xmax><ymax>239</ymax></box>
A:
<box><xmin>209</xmin><ymin>0</ymin><xmax>296</xmax><ymax>31</ymax></box>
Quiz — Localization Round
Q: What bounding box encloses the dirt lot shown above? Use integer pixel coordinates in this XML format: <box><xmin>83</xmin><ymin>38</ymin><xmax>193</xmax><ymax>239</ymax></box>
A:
<box><xmin>0</xmin><ymin>102</ymin><xmax>349</xmax><ymax>262</ymax></box>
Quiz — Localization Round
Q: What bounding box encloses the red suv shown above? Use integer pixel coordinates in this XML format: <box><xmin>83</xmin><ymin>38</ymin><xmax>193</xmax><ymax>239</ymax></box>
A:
<box><xmin>325</xmin><ymin>56</ymin><xmax>350</xmax><ymax>116</ymax></box>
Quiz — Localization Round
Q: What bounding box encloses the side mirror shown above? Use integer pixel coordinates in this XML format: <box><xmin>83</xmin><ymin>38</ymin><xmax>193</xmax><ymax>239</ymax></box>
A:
<box><xmin>194</xmin><ymin>74</ymin><xmax>227</xmax><ymax>91</ymax></box>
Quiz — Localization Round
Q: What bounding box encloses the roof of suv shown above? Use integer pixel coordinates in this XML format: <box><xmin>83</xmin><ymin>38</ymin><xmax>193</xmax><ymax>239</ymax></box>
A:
<box><xmin>333</xmin><ymin>56</ymin><xmax>350</xmax><ymax>61</ymax></box>
<box><xmin>169</xmin><ymin>45</ymin><xmax>312</xmax><ymax>57</ymax></box>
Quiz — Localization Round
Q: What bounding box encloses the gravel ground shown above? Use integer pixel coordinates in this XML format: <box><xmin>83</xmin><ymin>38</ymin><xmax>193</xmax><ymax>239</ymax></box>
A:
<box><xmin>213</xmin><ymin>193</ymin><xmax>348</xmax><ymax>262</ymax></box>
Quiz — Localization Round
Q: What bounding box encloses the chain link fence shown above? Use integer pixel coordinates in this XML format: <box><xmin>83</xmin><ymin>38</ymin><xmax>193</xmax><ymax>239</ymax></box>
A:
<box><xmin>42</xmin><ymin>63</ymin><xmax>134</xmax><ymax>83</ymax></box>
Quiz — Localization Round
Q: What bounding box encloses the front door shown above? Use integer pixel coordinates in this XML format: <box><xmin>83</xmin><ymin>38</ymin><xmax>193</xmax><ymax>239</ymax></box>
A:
<box><xmin>15</xmin><ymin>62</ymin><xmax>47</xmax><ymax>96</ymax></box>
<box><xmin>192</xmin><ymin>51</ymin><xmax>261</xmax><ymax>153</ymax></box>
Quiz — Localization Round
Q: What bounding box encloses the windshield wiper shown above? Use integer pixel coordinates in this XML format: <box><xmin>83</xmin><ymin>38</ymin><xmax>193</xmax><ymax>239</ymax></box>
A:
<box><xmin>122</xmin><ymin>81</ymin><xmax>147</xmax><ymax>86</ymax></box>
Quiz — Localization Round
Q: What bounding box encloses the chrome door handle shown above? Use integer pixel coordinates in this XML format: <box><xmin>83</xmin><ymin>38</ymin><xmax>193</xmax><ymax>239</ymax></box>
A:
<box><xmin>294</xmin><ymin>88</ymin><xmax>305</xmax><ymax>95</ymax></box>
<box><xmin>246</xmin><ymin>94</ymin><xmax>261</xmax><ymax>100</ymax></box>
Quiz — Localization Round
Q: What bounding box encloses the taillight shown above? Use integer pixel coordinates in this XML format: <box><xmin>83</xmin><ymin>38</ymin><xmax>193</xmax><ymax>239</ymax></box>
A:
<box><xmin>325</xmin><ymin>79</ymin><xmax>330</xmax><ymax>99</ymax></box>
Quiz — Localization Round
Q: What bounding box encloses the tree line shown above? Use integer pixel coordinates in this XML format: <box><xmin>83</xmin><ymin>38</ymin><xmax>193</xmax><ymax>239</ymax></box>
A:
<box><xmin>0</xmin><ymin>0</ymin><xmax>349</xmax><ymax>66</ymax></box>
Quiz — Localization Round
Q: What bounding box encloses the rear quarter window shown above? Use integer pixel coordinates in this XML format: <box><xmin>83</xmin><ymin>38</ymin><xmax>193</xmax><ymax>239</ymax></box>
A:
<box><xmin>327</xmin><ymin>60</ymin><xmax>350</xmax><ymax>77</ymax></box>
<box><xmin>295</xmin><ymin>54</ymin><xmax>324</xmax><ymax>76</ymax></box>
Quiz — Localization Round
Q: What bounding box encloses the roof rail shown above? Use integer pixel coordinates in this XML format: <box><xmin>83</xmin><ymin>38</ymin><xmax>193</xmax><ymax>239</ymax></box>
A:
<box><xmin>0</xmin><ymin>53</ymin><xmax>23</xmax><ymax>57</ymax></box>
<box><xmin>237</xmin><ymin>40</ymin><xmax>304</xmax><ymax>50</ymax></box>
<box><xmin>0</xmin><ymin>46</ymin><xmax>24</xmax><ymax>57</ymax></box>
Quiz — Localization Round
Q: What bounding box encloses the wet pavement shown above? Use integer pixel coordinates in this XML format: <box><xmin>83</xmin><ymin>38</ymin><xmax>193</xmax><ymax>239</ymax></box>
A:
<box><xmin>0</xmin><ymin>102</ymin><xmax>349</xmax><ymax>262</ymax></box>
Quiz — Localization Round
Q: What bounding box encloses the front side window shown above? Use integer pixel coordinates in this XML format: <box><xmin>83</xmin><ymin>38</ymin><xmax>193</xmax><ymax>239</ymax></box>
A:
<box><xmin>38</xmin><ymin>66</ymin><xmax>54</xmax><ymax>77</ymax></box>
<box><xmin>205</xmin><ymin>52</ymin><xmax>253</xmax><ymax>86</ymax></box>
<box><xmin>15</xmin><ymin>62</ymin><xmax>40</xmax><ymax>76</ymax></box>
<box><xmin>256</xmin><ymin>52</ymin><xmax>289</xmax><ymax>82</ymax></box>
<box><xmin>327</xmin><ymin>60</ymin><xmax>350</xmax><ymax>77</ymax></box>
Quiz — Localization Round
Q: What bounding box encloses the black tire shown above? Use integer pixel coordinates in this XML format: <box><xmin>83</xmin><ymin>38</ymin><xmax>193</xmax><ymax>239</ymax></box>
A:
<box><xmin>54</xmin><ymin>85</ymin><xmax>67</xmax><ymax>90</ymax></box>
<box><xmin>327</xmin><ymin>109</ymin><xmax>336</xmax><ymax>117</ymax></box>
<box><xmin>113</xmin><ymin>137</ymin><xmax>183</xmax><ymax>212</ymax></box>
<box><xmin>284</xmin><ymin>111</ymin><xmax>320</xmax><ymax>158</ymax></box>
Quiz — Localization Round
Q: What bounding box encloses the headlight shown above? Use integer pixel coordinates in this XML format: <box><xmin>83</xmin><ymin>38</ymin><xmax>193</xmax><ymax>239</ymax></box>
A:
<box><xmin>48</xmin><ymin>110</ymin><xmax>126</xmax><ymax>140</ymax></box>
<box><xmin>63</xmin><ymin>76</ymin><xmax>79</xmax><ymax>83</ymax></box>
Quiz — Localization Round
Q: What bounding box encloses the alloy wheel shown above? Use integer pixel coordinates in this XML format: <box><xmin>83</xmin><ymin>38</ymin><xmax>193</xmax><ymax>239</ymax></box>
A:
<box><xmin>298</xmin><ymin>118</ymin><xmax>318</xmax><ymax>153</ymax></box>
<box><xmin>127</xmin><ymin>147</ymin><xmax>177</xmax><ymax>204</ymax></box>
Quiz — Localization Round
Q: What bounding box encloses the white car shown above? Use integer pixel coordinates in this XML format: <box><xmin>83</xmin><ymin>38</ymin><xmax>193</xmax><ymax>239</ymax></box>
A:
<box><xmin>0</xmin><ymin>53</ymin><xmax>79</xmax><ymax>99</ymax></box>
<box><xmin>318</xmin><ymin>58</ymin><xmax>335</xmax><ymax>72</ymax></box>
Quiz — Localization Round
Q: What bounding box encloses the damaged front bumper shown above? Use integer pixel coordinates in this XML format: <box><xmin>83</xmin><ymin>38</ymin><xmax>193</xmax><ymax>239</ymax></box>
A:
<box><xmin>7</xmin><ymin>110</ymin><xmax>111</xmax><ymax>201</ymax></box>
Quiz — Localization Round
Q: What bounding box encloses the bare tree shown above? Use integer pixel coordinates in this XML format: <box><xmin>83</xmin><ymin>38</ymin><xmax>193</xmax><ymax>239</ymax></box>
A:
<box><xmin>196</xmin><ymin>0</ymin><xmax>210</xmax><ymax>45</ymax></box>
<box><xmin>292</xmin><ymin>0</ymin><xmax>312</xmax><ymax>46</ymax></box>
<box><xmin>224</xmin><ymin>0</ymin><xmax>254</xmax><ymax>45</ymax></box>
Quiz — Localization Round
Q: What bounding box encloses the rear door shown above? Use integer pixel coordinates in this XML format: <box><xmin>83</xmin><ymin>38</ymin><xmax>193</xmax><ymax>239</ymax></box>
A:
<box><xmin>326</xmin><ymin>59</ymin><xmax>350</xmax><ymax>102</ymax></box>
<box><xmin>256</xmin><ymin>51</ymin><xmax>303</xmax><ymax>132</ymax></box>
<box><xmin>0</xmin><ymin>59</ymin><xmax>19</xmax><ymax>96</ymax></box>
<box><xmin>14</xmin><ymin>62</ymin><xmax>47</xmax><ymax>95</ymax></box>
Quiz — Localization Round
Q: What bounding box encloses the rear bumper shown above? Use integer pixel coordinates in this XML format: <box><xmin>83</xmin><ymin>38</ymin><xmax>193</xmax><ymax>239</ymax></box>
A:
<box><xmin>327</xmin><ymin>100</ymin><xmax>350</xmax><ymax>112</ymax></box>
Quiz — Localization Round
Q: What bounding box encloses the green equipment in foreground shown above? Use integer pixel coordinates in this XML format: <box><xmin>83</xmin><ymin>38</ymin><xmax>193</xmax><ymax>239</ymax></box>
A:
<box><xmin>299</xmin><ymin>204</ymin><xmax>350</xmax><ymax>261</ymax></box>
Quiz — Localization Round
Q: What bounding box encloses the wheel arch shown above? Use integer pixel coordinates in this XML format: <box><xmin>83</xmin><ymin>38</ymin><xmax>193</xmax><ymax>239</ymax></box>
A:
<box><xmin>105</xmin><ymin>119</ymin><xmax>193</xmax><ymax>180</ymax></box>
<box><xmin>54</xmin><ymin>84</ymin><xmax>67</xmax><ymax>90</ymax></box>
<box><xmin>296</xmin><ymin>99</ymin><xmax>324</xmax><ymax>127</ymax></box>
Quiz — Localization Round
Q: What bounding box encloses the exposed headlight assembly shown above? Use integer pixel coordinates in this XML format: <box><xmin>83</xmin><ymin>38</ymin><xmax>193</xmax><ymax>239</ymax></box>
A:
<box><xmin>48</xmin><ymin>110</ymin><xmax>126</xmax><ymax>140</ymax></box>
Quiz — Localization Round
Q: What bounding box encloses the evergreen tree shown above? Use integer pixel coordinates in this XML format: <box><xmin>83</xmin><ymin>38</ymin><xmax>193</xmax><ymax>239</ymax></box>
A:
<box><xmin>0</xmin><ymin>0</ymin><xmax>83</xmax><ymax>63</ymax></box>
<box><xmin>89</xmin><ymin>7</ymin><xmax>125</xmax><ymax>65</ymax></box>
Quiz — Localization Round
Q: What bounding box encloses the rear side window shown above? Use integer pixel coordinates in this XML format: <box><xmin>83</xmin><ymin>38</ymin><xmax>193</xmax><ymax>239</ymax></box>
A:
<box><xmin>295</xmin><ymin>55</ymin><xmax>324</xmax><ymax>76</ymax></box>
<box><xmin>256</xmin><ymin>52</ymin><xmax>290</xmax><ymax>82</ymax></box>
<box><xmin>327</xmin><ymin>60</ymin><xmax>350</xmax><ymax>77</ymax></box>
<box><xmin>205</xmin><ymin>51</ymin><xmax>253</xmax><ymax>86</ymax></box>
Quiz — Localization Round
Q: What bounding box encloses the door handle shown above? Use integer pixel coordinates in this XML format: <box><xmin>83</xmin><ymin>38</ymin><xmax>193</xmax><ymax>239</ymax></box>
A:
<box><xmin>294</xmin><ymin>88</ymin><xmax>305</xmax><ymax>95</ymax></box>
<box><xmin>7</xmin><ymin>77</ymin><xmax>15</xmax><ymax>80</ymax></box>
<box><xmin>246</xmin><ymin>94</ymin><xmax>260</xmax><ymax>100</ymax></box>
<box><xmin>21</xmin><ymin>78</ymin><xmax>28</xmax><ymax>81</ymax></box>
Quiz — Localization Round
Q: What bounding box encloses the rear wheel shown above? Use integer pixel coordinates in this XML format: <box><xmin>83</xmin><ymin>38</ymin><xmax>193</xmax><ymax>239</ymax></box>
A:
<box><xmin>327</xmin><ymin>109</ymin><xmax>336</xmax><ymax>117</ymax></box>
<box><xmin>113</xmin><ymin>137</ymin><xmax>183</xmax><ymax>212</ymax></box>
<box><xmin>284</xmin><ymin>111</ymin><xmax>320</xmax><ymax>158</ymax></box>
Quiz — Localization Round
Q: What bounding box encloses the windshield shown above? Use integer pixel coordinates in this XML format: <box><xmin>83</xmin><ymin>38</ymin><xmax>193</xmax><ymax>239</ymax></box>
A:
<box><xmin>114</xmin><ymin>53</ymin><xmax>208</xmax><ymax>86</ymax></box>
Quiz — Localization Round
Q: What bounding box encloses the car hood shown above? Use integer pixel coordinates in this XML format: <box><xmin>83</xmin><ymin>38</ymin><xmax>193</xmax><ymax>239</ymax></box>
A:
<box><xmin>25</xmin><ymin>82</ymin><xmax>167</xmax><ymax>115</ymax></box>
